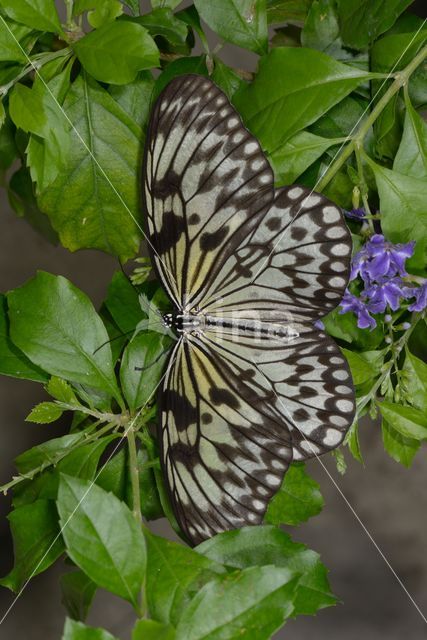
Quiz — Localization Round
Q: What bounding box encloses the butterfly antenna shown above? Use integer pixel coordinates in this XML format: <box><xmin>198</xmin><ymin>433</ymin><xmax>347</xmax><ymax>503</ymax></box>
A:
<box><xmin>93</xmin><ymin>329</ymin><xmax>135</xmax><ymax>355</ymax></box>
<box><xmin>135</xmin><ymin>347</ymin><xmax>171</xmax><ymax>372</ymax></box>
<box><xmin>118</xmin><ymin>258</ymin><xmax>140</xmax><ymax>293</ymax></box>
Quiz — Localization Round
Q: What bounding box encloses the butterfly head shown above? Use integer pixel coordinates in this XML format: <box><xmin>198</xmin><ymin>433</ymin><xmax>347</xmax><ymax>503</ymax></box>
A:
<box><xmin>162</xmin><ymin>311</ymin><xmax>204</xmax><ymax>335</ymax></box>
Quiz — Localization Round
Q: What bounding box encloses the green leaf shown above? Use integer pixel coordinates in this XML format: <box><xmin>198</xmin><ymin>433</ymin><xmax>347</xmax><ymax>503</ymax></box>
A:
<box><xmin>402</xmin><ymin>350</ymin><xmax>427</xmax><ymax>413</ymax></box>
<box><xmin>104</xmin><ymin>271</ymin><xmax>144</xmax><ymax>334</ymax></box>
<box><xmin>73</xmin><ymin>0</ymin><xmax>123</xmax><ymax>28</ymax></box>
<box><xmin>0</xmin><ymin>499</ymin><xmax>64</xmax><ymax>592</ymax></box>
<box><xmin>175</xmin><ymin>565</ymin><xmax>299</xmax><ymax>640</ymax></box>
<box><xmin>394</xmin><ymin>95</ymin><xmax>427</xmax><ymax>180</ymax></box>
<box><xmin>37</xmin><ymin>75</ymin><xmax>142</xmax><ymax>260</ymax></box>
<box><xmin>234</xmin><ymin>48</ymin><xmax>373</xmax><ymax>152</ymax></box>
<box><xmin>7</xmin><ymin>167</ymin><xmax>59</xmax><ymax>243</ymax></box>
<box><xmin>120</xmin><ymin>0</ymin><xmax>140</xmax><ymax>14</ymax></box>
<box><xmin>324</xmin><ymin>306</ymin><xmax>384</xmax><ymax>350</ymax></box>
<box><xmin>0</xmin><ymin>112</ymin><xmax>18</xmax><ymax>170</ymax></box>
<box><xmin>0</xmin><ymin>0</ymin><xmax>63</xmax><ymax>35</ymax></box>
<box><xmin>120</xmin><ymin>331</ymin><xmax>172</xmax><ymax>410</ymax></box>
<box><xmin>265</xmin><ymin>463</ymin><xmax>323</xmax><ymax>526</ymax></box>
<box><xmin>146</xmin><ymin>533</ymin><xmax>224</xmax><ymax>625</ymax></box>
<box><xmin>62</xmin><ymin>618</ymin><xmax>118</xmax><ymax>640</ymax></box>
<box><xmin>378</xmin><ymin>401</ymin><xmax>427</xmax><ymax>440</ymax></box>
<box><xmin>24</xmin><ymin>65</ymin><xmax>73</xmax><ymax>192</ymax></box>
<box><xmin>13</xmin><ymin>436</ymin><xmax>120</xmax><ymax>508</ymax></box>
<box><xmin>57</xmin><ymin>474</ymin><xmax>146</xmax><ymax>607</ymax></box>
<box><xmin>344</xmin><ymin>419</ymin><xmax>363</xmax><ymax>463</ymax></box>
<box><xmin>371</xmin><ymin>21</ymin><xmax>427</xmax><ymax>73</ymax></box>
<box><xmin>9</xmin><ymin>84</ymin><xmax>46</xmax><ymax>136</ymax></box>
<box><xmin>340</xmin><ymin>348</ymin><xmax>382</xmax><ymax>385</ymax></box>
<box><xmin>197</xmin><ymin>526</ymin><xmax>336</xmax><ymax>617</ymax></box>
<box><xmin>382</xmin><ymin>419</ymin><xmax>420</xmax><ymax>468</ymax></box>
<box><xmin>132</xmin><ymin>620</ymin><xmax>176</xmax><ymax>640</ymax></box>
<box><xmin>151</xmin><ymin>0</ymin><xmax>183</xmax><ymax>8</ymax></box>
<box><xmin>136</xmin><ymin>9</ymin><xmax>189</xmax><ymax>47</ymax></box>
<box><xmin>266</xmin><ymin>0</ymin><xmax>311</xmax><ymax>24</ymax></box>
<box><xmin>211</xmin><ymin>57</ymin><xmax>243</xmax><ymax>99</ymax></box>
<box><xmin>15</xmin><ymin>433</ymin><xmax>84</xmax><ymax>474</ymax></box>
<box><xmin>47</xmin><ymin>376</ymin><xmax>79</xmax><ymax>405</ymax></box>
<box><xmin>301</xmin><ymin>0</ymin><xmax>341</xmax><ymax>54</ymax></box>
<box><xmin>269</xmin><ymin>130</ymin><xmax>342</xmax><ymax>185</ymax></box>
<box><xmin>96</xmin><ymin>448</ymin><xmax>127</xmax><ymax>498</ymax></box>
<box><xmin>335</xmin><ymin>0</ymin><xmax>412</xmax><ymax>50</ymax></box>
<box><xmin>26</xmin><ymin>401</ymin><xmax>63</xmax><ymax>424</ymax></box>
<box><xmin>60</xmin><ymin>571</ymin><xmax>97</xmax><ymax>622</ymax></box>
<box><xmin>135</xmin><ymin>449</ymin><xmax>164</xmax><ymax>520</ymax></box>
<box><xmin>59</xmin><ymin>436</ymin><xmax>119</xmax><ymax>480</ymax></box>
<box><xmin>0</xmin><ymin>293</ymin><xmax>48</xmax><ymax>382</ymax></box>
<box><xmin>366</xmin><ymin>158</ymin><xmax>427</xmax><ymax>273</ymax></box>
<box><xmin>176</xmin><ymin>5</ymin><xmax>208</xmax><ymax>51</ymax></box>
<box><xmin>73</xmin><ymin>21</ymin><xmax>159</xmax><ymax>85</ymax></box>
<box><xmin>194</xmin><ymin>0</ymin><xmax>268</xmax><ymax>54</ymax></box>
<box><xmin>154</xmin><ymin>56</ymin><xmax>208</xmax><ymax>99</ymax></box>
<box><xmin>8</xmin><ymin>272</ymin><xmax>122</xmax><ymax>404</ymax></box>
<box><xmin>109</xmin><ymin>71</ymin><xmax>154</xmax><ymax>126</ymax></box>
<box><xmin>0</xmin><ymin>16</ymin><xmax>28</xmax><ymax>62</ymax></box>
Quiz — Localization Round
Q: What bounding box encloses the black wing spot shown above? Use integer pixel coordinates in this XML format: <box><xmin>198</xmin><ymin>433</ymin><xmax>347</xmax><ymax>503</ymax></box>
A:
<box><xmin>290</xmin><ymin>226</ymin><xmax>307</xmax><ymax>241</ymax></box>
<box><xmin>209</xmin><ymin>387</ymin><xmax>240</xmax><ymax>409</ymax></box>
<box><xmin>266</xmin><ymin>217</ymin><xmax>281</xmax><ymax>231</ymax></box>
<box><xmin>152</xmin><ymin>169</ymin><xmax>181</xmax><ymax>199</ymax></box>
<box><xmin>200</xmin><ymin>226</ymin><xmax>229</xmax><ymax>251</ymax></box>
<box><xmin>154</xmin><ymin>210</ymin><xmax>185</xmax><ymax>255</ymax></box>
<box><xmin>188</xmin><ymin>213</ymin><xmax>201</xmax><ymax>225</ymax></box>
<box><xmin>164</xmin><ymin>390</ymin><xmax>197</xmax><ymax>429</ymax></box>
<box><xmin>201</xmin><ymin>412</ymin><xmax>213</xmax><ymax>424</ymax></box>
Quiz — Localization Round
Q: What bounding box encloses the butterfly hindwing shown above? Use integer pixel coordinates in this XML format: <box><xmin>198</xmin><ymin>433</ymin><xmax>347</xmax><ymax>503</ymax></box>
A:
<box><xmin>160</xmin><ymin>334</ymin><xmax>292</xmax><ymax>546</ymax></box>
<box><xmin>201</xmin><ymin>325</ymin><xmax>355</xmax><ymax>462</ymax></box>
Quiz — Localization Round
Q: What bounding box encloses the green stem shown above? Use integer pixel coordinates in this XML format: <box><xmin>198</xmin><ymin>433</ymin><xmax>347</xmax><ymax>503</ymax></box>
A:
<box><xmin>64</xmin><ymin>0</ymin><xmax>74</xmax><ymax>28</ymax></box>
<box><xmin>127</xmin><ymin>425</ymin><xmax>142</xmax><ymax>523</ymax></box>
<box><xmin>356</xmin><ymin>312</ymin><xmax>423</xmax><ymax>417</ymax></box>
<box><xmin>0</xmin><ymin>48</ymin><xmax>72</xmax><ymax>97</ymax></box>
<box><xmin>354</xmin><ymin>143</ymin><xmax>375</xmax><ymax>232</ymax></box>
<box><xmin>0</xmin><ymin>420</ymin><xmax>116</xmax><ymax>494</ymax></box>
<box><xmin>317</xmin><ymin>44</ymin><xmax>427</xmax><ymax>192</ymax></box>
<box><xmin>55</xmin><ymin>401</ymin><xmax>129</xmax><ymax>426</ymax></box>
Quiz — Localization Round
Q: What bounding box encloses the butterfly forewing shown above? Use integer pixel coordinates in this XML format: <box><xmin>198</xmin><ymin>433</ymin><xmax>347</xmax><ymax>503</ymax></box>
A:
<box><xmin>143</xmin><ymin>74</ymin><xmax>274</xmax><ymax>307</ymax></box>
<box><xmin>197</xmin><ymin>186</ymin><xmax>352</xmax><ymax>322</ymax></box>
<box><xmin>143</xmin><ymin>74</ymin><xmax>355</xmax><ymax>545</ymax></box>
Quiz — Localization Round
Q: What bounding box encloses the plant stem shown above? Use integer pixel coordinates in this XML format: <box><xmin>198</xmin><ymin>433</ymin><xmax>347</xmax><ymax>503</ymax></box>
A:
<box><xmin>0</xmin><ymin>420</ymin><xmax>116</xmax><ymax>494</ymax></box>
<box><xmin>0</xmin><ymin>48</ymin><xmax>72</xmax><ymax>97</ymax></box>
<box><xmin>356</xmin><ymin>312</ymin><xmax>423</xmax><ymax>417</ymax></box>
<box><xmin>64</xmin><ymin>0</ymin><xmax>74</xmax><ymax>28</ymax></box>
<box><xmin>317</xmin><ymin>44</ymin><xmax>427</xmax><ymax>192</ymax></box>
<box><xmin>127</xmin><ymin>425</ymin><xmax>142</xmax><ymax>523</ymax></box>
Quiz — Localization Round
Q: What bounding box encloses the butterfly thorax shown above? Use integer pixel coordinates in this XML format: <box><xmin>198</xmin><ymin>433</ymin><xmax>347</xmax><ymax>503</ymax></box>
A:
<box><xmin>163</xmin><ymin>311</ymin><xmax>300</xmax><ymax>341</ymax></box>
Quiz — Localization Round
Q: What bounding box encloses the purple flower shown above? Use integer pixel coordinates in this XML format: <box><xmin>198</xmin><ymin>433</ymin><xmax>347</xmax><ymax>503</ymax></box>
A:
<box><xmin>339</xmin><ymin>290</ymin><xmax>377</xmax><ymax>329</ymax></box>
<box><xmin>402</xmin><ymin>281</ymin><xmax>427</xmax><ymax>312</ymax></box>
<box><xmin>345</xmin><ymin>208</ymin><xmax>366</xmax><ymax>220</ymax></box>
<box><xmin>314</xmin><ymin>319</ymin><xmax>325</xmax><ymax>330</ymax></box>
<box><xmin>363</xmin><ymin>278</ymin><xmax>406</xmax><ymax>313</ymax></box>
<box><xmin>351</xmin><ymin>235</ymin><xmax>415</xmax><ymax>283</ymax></box>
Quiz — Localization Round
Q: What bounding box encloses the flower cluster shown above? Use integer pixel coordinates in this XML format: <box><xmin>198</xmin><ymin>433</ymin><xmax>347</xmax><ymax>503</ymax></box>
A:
<box><xmin>339</xmin><ymin>234</ymin><xmax>426</xmax><ymax>329</ymax></box>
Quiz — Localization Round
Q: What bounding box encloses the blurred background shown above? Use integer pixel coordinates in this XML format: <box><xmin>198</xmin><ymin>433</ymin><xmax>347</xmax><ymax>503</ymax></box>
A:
<box><xmin>1</xmin><ymin>1</ymin><xmax>427</xmax><ymax>638</ymax></box>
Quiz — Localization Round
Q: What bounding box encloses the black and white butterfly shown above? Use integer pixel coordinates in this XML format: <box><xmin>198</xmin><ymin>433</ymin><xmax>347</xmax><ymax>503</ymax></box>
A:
<box><xmin>142</xmin><ymin>74</ymin><xmax>355</xmax><ymax>546</ymax></box>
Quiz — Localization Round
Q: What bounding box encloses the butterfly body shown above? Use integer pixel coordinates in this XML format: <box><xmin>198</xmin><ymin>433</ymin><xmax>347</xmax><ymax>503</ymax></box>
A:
<box><xmin>143</xmin><ymin>74</ymin><xmax>356</xmax><ymax>546</ymax></box>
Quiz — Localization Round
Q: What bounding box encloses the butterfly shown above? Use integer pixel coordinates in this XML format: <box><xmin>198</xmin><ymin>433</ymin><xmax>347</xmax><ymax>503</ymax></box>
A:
<box><xmin>142</xmin><ymin>74</ymin><xmax>356</xmax><ymax>546</ymax></box>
